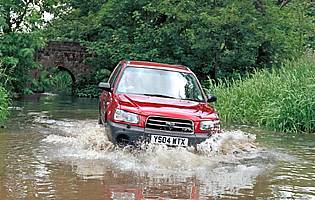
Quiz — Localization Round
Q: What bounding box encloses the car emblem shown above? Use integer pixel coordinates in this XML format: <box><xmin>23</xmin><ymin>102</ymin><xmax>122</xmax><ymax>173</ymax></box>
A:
<box><xmin>165</xmin><ymin>122</ymin><xmax>176</xmax><ymax>130</ymax></box>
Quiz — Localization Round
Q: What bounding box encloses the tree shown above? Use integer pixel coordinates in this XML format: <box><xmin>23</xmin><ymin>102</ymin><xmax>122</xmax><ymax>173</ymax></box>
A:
<box><xmin>5</xmin><ymin>0</ymin><xmax>312</xmax><ymax>96</ymax></box>
<box><xmin>0</xmin><ymin>0</ymin><xmax>64</xmax><ymax>93</ymax></box>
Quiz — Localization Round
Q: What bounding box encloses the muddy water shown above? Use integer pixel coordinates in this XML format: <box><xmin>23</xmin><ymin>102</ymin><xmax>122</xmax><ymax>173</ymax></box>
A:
<box><xmin>0</xmin><ymin>94</ymin><xmax>314</xmax><ymax>200</ymax></box>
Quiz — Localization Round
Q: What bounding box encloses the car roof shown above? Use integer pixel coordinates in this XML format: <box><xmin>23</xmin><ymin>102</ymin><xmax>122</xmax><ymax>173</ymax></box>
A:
<box><xmin>125</xmin><ymin>60</ymin><xmax>191</xmax><ymax>73</ymax></box>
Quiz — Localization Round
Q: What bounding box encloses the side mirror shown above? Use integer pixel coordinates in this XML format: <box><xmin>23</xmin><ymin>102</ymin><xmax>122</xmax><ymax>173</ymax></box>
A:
<box><xmin>207</xmin><ymin>95</ymin><xmax>217</xmax><ymax>103</ymax></box>
<box><xmin>98</xmin><ymin>82</ymin><xmax>111</xmax><ymax>91</ymax></box>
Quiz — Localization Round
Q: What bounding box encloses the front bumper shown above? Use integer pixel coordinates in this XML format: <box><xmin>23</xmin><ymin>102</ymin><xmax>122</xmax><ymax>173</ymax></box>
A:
<box><xmin>106</xmin><ymin>121</ymin><xmax>210</xmax><ymax>146</ymax></box>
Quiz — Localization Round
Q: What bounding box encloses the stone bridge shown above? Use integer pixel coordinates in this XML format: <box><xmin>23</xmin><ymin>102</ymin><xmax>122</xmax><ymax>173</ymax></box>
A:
<box><xmin>35</xmin><ymin>41</ymin><xmax>91</xmax><ymax>93</ymax></box>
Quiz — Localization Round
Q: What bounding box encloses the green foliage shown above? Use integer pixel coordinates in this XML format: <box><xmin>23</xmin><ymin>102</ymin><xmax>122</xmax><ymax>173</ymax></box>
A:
<box><xmin>207</xmin><ymin>52</ymin><xmax>315</xmax><ymax>133</ymax></box>
<box><xmin>47</xmin><ymin>0</ymin><xmax>314</xmax><ymax>85</ymax></box>
<box><xmin>0</xmin><ymin>86</ymin><xmax>8</xmax><ymax>123</ymax></box>
<box><xmin>0</xmin><ymin>32</ymin><xmax>45</xmax><ymax>93</ymax></box>
<box><xmin>31</xmin><ymin>68</ymin><xmax>74</xmax><ymax>95</ymax></box>
<box><xmin>0</xmin><ymin>0</ymin><xmax>63</xmax><ymax>123</ymax></box>
<box><xmin>77</xmin><ymin>85</ymin><xmax>100</xmax><ymax>98</ymax></box>
<box><xmin>0</xmin><ymin>0</ymin><xmax>63</xmax><ymax>94</ymax></box>
<box><xmin>47</xmin><ymin>71</ymin><xmax>73</xmax><ymax>95</ymax></box>
<box><xmin>0</xmin><ymin>75</ymin><xmax>8</xmax><ymax>123</ymax></box>
<box><xmin>0</xmin><ymin>0</ymin><xmax>314</xmax><ymax>99</ymax></box>
<box><xmin>76</xmin><ymin>68</ymin><xmax>111</xmax><ymax>97</ymax></box>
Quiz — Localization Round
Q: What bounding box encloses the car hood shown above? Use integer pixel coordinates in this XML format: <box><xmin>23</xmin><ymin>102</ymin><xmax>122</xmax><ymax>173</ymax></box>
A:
<box><xmin>116</xmin><ymin>93</ymin><xmax>217</xmax><ymax>121</ymax></box>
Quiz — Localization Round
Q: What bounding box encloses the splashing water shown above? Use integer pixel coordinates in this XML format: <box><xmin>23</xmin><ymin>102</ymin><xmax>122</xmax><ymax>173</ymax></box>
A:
<box><xmin>33</xmin><ymin>116</ymin><xmax>282</xmax><ymax>197</ymax></box>
<box><xmin>197</xmin><ymin>130</ymin><xmax>258</xmax><ymax>156</ymax></box>
<box><xmin>41</xmin><ymin>120</ymin><xmax>115</xmax><ymax>155</ymax></box>
<box><xmin>39</xmin><ymin>117</ymin><xmax>265</xmax><ymax>171</ymax></box>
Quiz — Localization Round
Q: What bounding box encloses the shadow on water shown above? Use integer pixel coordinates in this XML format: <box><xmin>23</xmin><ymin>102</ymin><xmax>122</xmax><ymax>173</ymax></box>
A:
<box><xmin>0</xmin><ymin>94</ymin><xmax>314</xmax><ymax>199</ymax></box>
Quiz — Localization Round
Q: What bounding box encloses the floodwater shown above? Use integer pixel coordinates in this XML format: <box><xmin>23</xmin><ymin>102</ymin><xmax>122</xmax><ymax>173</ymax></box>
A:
<box><xmin>0</xmin><ymin>94</ymin><xmax>314</xmax><ymax>200</ymax></box>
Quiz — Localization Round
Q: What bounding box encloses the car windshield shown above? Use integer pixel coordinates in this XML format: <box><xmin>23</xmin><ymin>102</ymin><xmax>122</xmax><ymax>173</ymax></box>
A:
<box><xmin>116</xmin><ymin>67</ymin><xmax>205</xmax><ymax>102</ymax></box>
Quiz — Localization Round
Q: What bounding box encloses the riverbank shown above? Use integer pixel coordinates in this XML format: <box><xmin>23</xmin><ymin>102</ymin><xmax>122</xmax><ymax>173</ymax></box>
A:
<box><xmin>208</xmin><ymin>53</ymin><xmax>315</xmax><ymax>133</ymax></box>
<box><xmin>0</xmin><ymin>86</ymin><xmax>9</xmax><ymax>124</ymax></box>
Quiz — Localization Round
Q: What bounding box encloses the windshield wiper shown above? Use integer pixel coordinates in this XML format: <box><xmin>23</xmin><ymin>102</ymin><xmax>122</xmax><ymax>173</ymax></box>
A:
<box><xmin>181</xmin><ymin>98</ymin><xmax>203</xmax><ymax>102</ymax></box>
<box><xmin>143</xmin><ymin>94</ymin><xmax>176</xmax><ymax>99</ymax></box>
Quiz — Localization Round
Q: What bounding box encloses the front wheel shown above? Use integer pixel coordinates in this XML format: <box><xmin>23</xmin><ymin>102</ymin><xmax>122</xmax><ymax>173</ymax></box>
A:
<box><xmin>98</xmin><ymin>102</ymin><xmax>107</xmax><ymax>126</ymax></box>
<box><xmin>98</xmin><ymin>115</ymin><xmax>102</xmax><ymax>124</ymax></box>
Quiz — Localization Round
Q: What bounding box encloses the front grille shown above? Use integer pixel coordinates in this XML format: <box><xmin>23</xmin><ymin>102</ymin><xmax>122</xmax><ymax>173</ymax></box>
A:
<box><xmin>146</xmin><ymin>116</ymin><xmax>194</xmax><ymax>134</ymax></box>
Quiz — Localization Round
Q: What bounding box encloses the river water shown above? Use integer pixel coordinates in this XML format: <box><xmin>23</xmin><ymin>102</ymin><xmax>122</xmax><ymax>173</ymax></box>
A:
<box><xmin>0</xmin><ymin>94</ymin><xmax>314</xmax><ymax>200</ymax></box>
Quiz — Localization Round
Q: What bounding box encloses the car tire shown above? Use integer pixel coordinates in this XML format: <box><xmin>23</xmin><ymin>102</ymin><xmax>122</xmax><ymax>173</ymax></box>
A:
<box><xmin>98</xmin><ymin>116</ymin><xmax>102</xmax><ymax>124</ymax></box>
<box><xmin>99</xmin><ymin>102</ymin><xmax>107</xmax><ymax>126</ymax></box>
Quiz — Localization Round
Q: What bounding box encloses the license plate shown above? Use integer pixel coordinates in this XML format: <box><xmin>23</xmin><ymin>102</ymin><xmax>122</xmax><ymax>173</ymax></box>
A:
<box><xmin>150</xmin><ymin>135</ymin><xmax>188</xmax><ymax>147</ymax></box>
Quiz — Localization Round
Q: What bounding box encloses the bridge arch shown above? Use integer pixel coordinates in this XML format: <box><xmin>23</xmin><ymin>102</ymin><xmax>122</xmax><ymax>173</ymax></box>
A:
<box><xmin>35</xmin><ymin>41</ymin><xmax>92</xmax><ymax>95</ymax></box>
<box><xmin>56</xmin><ymin>66</ymin><xmax>77</xmax><ymax>94</ymax></box>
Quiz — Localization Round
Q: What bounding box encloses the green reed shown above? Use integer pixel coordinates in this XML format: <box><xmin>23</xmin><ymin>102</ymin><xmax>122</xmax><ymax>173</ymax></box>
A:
<box><xmin>207</xmin><ymin>53</ymin><xmax>315</xmax><ymax>133</ymax></box>
<box><xmin>0</xmin><ymin>86</ymin><xmax>9</xmax><ymax>124</ymax></box>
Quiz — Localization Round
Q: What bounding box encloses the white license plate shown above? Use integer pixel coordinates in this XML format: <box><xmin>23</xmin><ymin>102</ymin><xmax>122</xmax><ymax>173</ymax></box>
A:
<box><xmin>150</xmin><ymin>135</ymin><xmax>188</xmax><ymax>147</ymax></box>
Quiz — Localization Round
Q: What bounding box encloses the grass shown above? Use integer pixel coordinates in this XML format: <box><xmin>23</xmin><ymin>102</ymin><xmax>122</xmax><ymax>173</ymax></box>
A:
<box><xmin>0</xmin><ymin>64</ymin><xmax>9</xmax><ymax>124</ymax></box>
<box><xmin>0</xmin><ymin>86</ymin><xmax>9</xmax><ymax>124</ymax></box>
<box><xmin>207</xmin><ymin>52</ymin><xmax>315</xmax><ymax>133</ymax></box>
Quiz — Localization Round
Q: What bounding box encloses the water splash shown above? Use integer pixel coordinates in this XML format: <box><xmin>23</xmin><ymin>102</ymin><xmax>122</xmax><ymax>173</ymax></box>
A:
<box><xmin>39</xmin><ymin>118</ymin><xmax>264</xmax><ymax>170</ymax></box>
<box><xmin>42</xmin><ymin>120</ymin><xmax>114</xmax><ymax>152</ymax></box>
<box><xmin>37</xmin><ymin>118</ymin><xmax>279</xmax><ymax>197</ymax></box>
<box><xmin>197</xmin><ymin>130</ymin><xmax>258</xmax><ymax>156</ymax></box>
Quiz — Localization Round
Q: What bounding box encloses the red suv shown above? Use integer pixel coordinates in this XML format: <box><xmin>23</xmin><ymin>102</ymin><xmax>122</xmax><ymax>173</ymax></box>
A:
<box><xmin>98</xmin><ymin>60</ymin><xmax>220</xmax><ymax>147</ymax></box>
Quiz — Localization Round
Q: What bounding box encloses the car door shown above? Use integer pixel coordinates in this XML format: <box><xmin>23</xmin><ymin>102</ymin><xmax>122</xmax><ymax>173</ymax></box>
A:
<box><xmin>100</xmin><ymin>63</ymin><xmax>123</xmax><ymax>124</ymax></box>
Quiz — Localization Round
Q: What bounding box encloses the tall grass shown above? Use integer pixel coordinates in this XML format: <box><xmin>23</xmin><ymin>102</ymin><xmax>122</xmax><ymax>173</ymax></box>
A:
<box><xmin>0</xmin><ymin>86</ymin><xmax>9</xmax><ymax>124</ymax></box>
<box><xmin>46</xmin><ymin>70</ymin><xmax>73</xmax><ymax>95</ymax></box>
<box><xmin>0</xmin><ymin>65</ymin><xmax>9</xmax><ymax>124</ymax></box>
<box><xmin>208</xmin><ymin>53</ymin><xmax>315</xmax><ymax>133</ymax></box>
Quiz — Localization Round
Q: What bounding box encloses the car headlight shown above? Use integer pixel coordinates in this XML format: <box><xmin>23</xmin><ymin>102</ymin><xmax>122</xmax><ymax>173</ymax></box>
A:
<box><xmin>200</xmin><ymin>120</ymin><xmax>220</xmax><ymax>130</ymax></box>
<box><xmin>114</xmin><ymin>109</ymin><xmax>139</xmax><ymax>124</ymax></box>
<box><xmin>208</xmin><ymin>113</ymin><xmax>219</xmax><ymax>119</ymax></box>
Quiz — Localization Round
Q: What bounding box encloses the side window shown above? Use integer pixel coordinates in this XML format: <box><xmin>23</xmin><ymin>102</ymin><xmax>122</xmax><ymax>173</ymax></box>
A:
<box><xmin>108</xmin><ymin>63</ymin><xmax>122</xmax><ymax>87</ymax></box>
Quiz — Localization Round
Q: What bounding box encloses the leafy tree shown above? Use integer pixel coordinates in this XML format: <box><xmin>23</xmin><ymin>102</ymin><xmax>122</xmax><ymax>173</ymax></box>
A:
<box><xmin>0</xmin><ymin>32</ymin><xmax>44</xmax><ymax>93</ymax></box>
<box><xmin>0</xmin><ymin>0</ymin><xmax>313</xmax><ymax>96</ymax></box>
<box><xmin>47</xmin><ymin>0</ymin><xmax>314</xmax><ymax>88</ymax></box>
<box><xmin>0</xmin><ymin>0</ymin><xmax>64</xmax><ymax>93</ymax></box>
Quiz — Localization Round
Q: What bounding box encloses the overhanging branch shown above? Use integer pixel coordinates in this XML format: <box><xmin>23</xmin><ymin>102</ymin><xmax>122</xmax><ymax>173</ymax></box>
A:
<box><xmin>278</xmin><ymin>0</ymin><xmax>292</xmax><ymax>8</ymax></box>
<box><xmin>12</xmin><ymin>0</ymin><xmax>33</xmax><ymax>31</ymax></box>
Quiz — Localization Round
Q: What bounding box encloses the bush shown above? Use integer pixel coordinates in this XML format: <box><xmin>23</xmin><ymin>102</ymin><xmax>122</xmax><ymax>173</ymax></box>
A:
<box><xmin>0</xmin><ymin>86</ymin><xmax>9</xmax><ymax>124</ymax></box>
<box><xmin>47</xmin><ymin>0</ymin><xmax>314</xmax><ymax>84</ymax></box>
<box><xmin>0</xmin><ymin>32</ymin><xmax>45</xmax><ymax>93</ymax></box>
<box><xmin>207</xmin><ymin>52</ymin><xmax>315</xmax><ymax>133</ymax></box>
